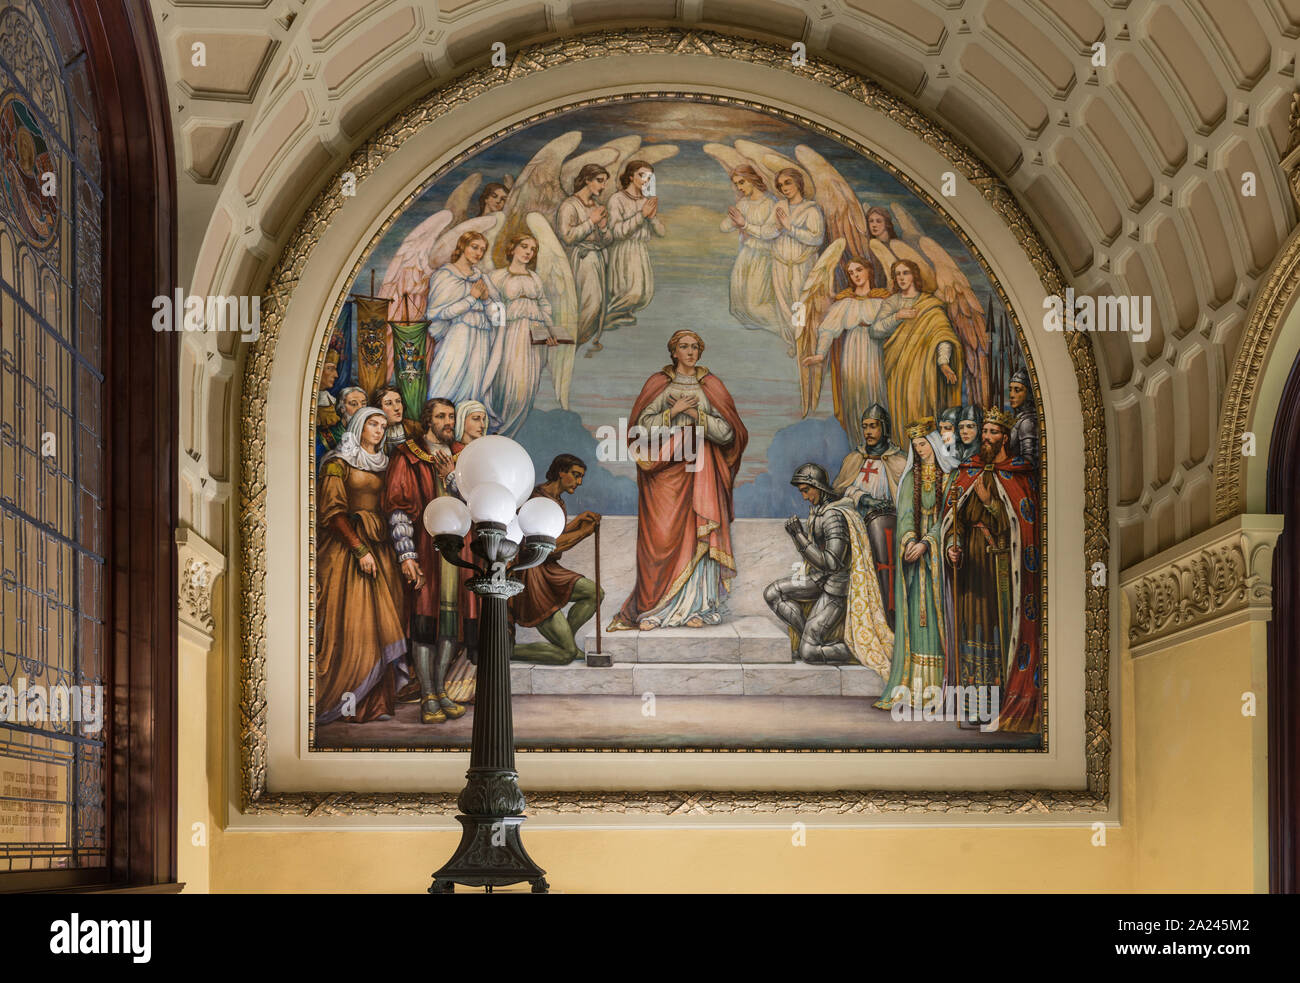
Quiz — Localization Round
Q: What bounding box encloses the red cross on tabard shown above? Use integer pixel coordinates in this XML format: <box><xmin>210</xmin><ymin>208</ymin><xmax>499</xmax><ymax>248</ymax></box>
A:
<box><xmin>858</xmin><ymin>460</ymin><xmax>881</xmax><ymax>484</ymax></box>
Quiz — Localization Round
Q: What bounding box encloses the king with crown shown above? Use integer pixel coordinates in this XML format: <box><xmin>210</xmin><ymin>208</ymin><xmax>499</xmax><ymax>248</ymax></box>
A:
<box><xmin>940</xmin><ymin>405</ymin><xmax>1041</xmax><ymax>733</ymax></box>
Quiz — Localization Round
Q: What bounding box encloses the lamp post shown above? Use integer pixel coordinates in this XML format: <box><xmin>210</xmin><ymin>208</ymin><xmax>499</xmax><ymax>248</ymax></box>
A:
<box><xmin>423</xmin><ymin>435</ymin><xmax>566</xmax><ymax>895</ymax></box>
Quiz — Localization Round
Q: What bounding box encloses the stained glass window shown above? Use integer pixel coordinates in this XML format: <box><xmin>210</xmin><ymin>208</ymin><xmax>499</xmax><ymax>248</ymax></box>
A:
<box><xmin>0</xmin><ymin>0</ymin><xmax>105</xmax><ymax>872</ymax></box>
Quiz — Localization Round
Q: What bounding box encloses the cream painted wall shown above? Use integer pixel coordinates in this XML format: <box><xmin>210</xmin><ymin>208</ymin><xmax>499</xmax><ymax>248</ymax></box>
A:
<box><xmin>1131</xmin><ymin>621</ymin><xmax>1270</xmax><ymax>893</ymax></box>
<box><xmin>187</xmin><ymin>585</ymin><xmax>1269</xmax><ymax>892</ymax></box>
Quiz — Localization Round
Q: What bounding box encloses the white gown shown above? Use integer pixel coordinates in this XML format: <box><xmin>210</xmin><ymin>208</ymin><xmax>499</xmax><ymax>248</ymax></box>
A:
<box><xmin>604</xmin><ymin>189</ymin><xmax>664</xmax><ymax>331</ymax></box>
<box><xmin>813</xmin><ymin>292</ymin><xmax>888</xmax><ymax>436</ymax></box>
<box><xmin>720</xmin><ymin>194</ymin><xmax>781</xmax><ymax>333</ymax></box>
<box><xmin>424</xmin><ymin>264</ymin><xmax>503</xmax><ymax>412</ymax></box>
<box><xmin>770</xmin><ymin>198</ymin><xmax>825</xmax><ymax>346</ymax></box>
<box><xmin>487</xmin><ymin>268</ymin><xmax>555</xmax><ymax>437</ymax></box>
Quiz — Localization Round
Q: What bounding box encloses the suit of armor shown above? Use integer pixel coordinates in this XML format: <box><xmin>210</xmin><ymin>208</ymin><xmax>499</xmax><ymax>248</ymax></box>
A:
<box><xmin>1008</xmin><ymin>407</ymin><xmax>1038</xmax><ymax>466</ymax></box>
<box><xmin>764</xmin><ymin>495</ymin><xmax>854</xmax><ymax>664</ymax></box>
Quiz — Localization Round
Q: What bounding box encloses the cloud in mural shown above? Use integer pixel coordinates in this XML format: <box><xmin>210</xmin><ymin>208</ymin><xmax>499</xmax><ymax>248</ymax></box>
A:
<box><xmin>514</xmin><ymin>408</ymin><xmax>638</xmax><ymax>515</ymax></box>
<box><xmin>734</xmin><ymin>416</ymin><xmax>851</xmax><ymax>518</ymax></box>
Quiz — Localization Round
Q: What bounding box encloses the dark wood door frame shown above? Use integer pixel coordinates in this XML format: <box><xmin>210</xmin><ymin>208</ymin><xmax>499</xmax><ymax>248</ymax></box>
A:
<box><xmin>1269</xmin><ymin>350</ymin><xmax>1300</xmax><ymax>894</ymax></box>
<box><xmin>73</xmin><ymin>0</ymin><xmax>177</xmax><ymax>890</ymax></box>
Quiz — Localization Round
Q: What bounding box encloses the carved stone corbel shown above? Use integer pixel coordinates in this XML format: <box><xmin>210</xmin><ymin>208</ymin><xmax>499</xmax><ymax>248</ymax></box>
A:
<box><xmin>1121</xmin><ymin>514</ymin><xmax>1284</xmax><ymax>657</ymax></box>
<box><xmin>177</xmin><ymin>525</ymin><xmax>226</xmax><ymax>651</ymax></box>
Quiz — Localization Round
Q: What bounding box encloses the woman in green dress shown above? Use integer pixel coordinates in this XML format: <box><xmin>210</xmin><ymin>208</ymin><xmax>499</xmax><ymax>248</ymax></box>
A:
<box><xmin>874</xmin><ymin>419</ymin><xmax>960</xmax><ymax>712</ymax></box>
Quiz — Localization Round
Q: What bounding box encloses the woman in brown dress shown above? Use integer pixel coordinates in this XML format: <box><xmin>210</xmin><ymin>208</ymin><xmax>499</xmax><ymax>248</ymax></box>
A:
<box><xmin>316</xmin><ymin>407</ymin><xmax>408</xmax><ymax>724</ymax></box>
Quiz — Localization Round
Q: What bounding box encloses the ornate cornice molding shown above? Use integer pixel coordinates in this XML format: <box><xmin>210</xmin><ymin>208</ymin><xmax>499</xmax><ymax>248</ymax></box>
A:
<box><xmin>177</xmin><ymin>524</ymin><xmax>225</xmax><ymax>650</ymax></box>
<box><xmin>1121</xmin><ymin>513</ymin><xmax>1283</xmax><ymax>658</ymax></box>
<box><xmin>237</xmin><ymin>27</ymin><xmax>1110</xmax><ymax>815</ymax></box>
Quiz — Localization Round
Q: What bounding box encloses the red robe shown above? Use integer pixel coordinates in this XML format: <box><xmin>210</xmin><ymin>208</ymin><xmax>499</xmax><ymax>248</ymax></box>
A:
<box><xmin>943</xmin><ymin>452</ymin><xmax>1041</xmax><ymax>733</ymax></box>
<box><xmin>382</xmin><ymin>439</ymin><xmax>476</xmax><ymax>634</ymax></box>
<box><xmin>612</xmin><ymin>365</ymin><xmax>748</xmax><ymax>626</ymax></box>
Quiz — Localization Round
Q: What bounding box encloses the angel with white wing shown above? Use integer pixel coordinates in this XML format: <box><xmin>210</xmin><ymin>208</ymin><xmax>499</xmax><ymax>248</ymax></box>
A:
<box><xmin>488</xmin><ymin>219</ymin><xmax>579</xmax><ymax>437</ymax></box>
<box><xmin>424</xmin><ymin>229</ymin><xmax>505</xmax><ymax>411</ymax></box>
<box><xmin>797</xmin><ymin>251</ymin><xmax>893</xmax><ymax>429</ymax></box>
<box><xmin>866</xmin><ymin>201</ymin><xmax>990</xmax><ymax>407</ymax></box>
<box><xmin>702</xmin><ymin>145</ymin><xmax>781</xmax><ymax>335</ymax></box>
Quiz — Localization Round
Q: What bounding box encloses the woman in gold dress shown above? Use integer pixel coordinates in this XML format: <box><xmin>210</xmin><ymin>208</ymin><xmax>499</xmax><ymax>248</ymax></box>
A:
<box><xmin>315</xmin><ymin>406</ymin><xmax>408</xmax><ymax>724</ymax></box>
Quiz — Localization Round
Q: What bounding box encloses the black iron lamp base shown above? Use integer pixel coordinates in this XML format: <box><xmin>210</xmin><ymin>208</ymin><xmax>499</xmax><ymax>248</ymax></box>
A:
<box><xmin>429</xmin><ymin>815</ymin><xmax>549</xmax><ymax>894</ymax></box>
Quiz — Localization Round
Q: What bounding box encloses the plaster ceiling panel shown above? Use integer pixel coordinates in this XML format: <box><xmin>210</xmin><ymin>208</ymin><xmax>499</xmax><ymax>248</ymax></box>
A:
<box><xmin>1081</xmin><ymin>98</ymin><xmax>1155</xmax><ymax>210</ymax></box>
<box><xmin>445</xmin><ymin>4</ymin><xmax>549</xmax><ymax>68</ymax></box>
<box><xmin>826</xmin><ymin>22</ymin><xmax>929</xmax><ymax>97</ymax></box>
<box><xmin>1055</xmin><ymin>136</ymin><xmax>1122</xmax><ymax>242</ymax></box>
<box><xmin>1150</xmin><ymin>216</ymin><xmax>1199</xmax><ymax>334</ymax></box>
<box><xmin>1145</xmin><ymin>6</ymin><xmax>1227</xmax><ymax>133</ymax></box>
<box><xmin>173</xmin><ymin>31</ymin><xmax>279</xmax><ymax>103</ymax></box>
<box><xmin>1023</xmin><ymin>173</ymin><xmax>1094</xmax><ymax>274</ymax></box>
<box><xmin>1190</xmin><ymin>0</ymin><xmax>1272</xmax><ymax>87</ymax></box>
<box><xmin>934</xmin><ymin>87</ymin><xmax>1024</xmax><ymax>173</ymax></box>
<box><xmin>238</xmin><ymin>90</ymin><xmax>309</xmax><ymax>199</ymax></box>
<box><xmin>983</xmin><ymin>0</ymin><xmax>1076</xmax><ymax>96</ymax></box>
<box><xmin>440</xmin><ymin>0</ymin><xmax>486</xmax><ymax>13</ymax></box>
<box><xmin>1179</xmin><ymin>344</ymin><xmax>1212</xmax><ymax>467</ymax></box>
<box><xmin>1148</xmin><ymin>372</ymin><xmax>1176</xmax><ymax>486</ymax></box>
<box><xmin>1031</xmin><ymin>0</ymin><xmax>1104</xmax><ymax>47</ymax></box>
<box><xmin>842</xmin><ymin>0</ymin><xmax>947</xmax><ymax>50</ymax></box>
<box><xmin>1152</xmin><ymin>493</ymin><xmax>1177</xmax><ymax>552</ymax></box>
<box><xmin>1273</xmin><ymin>0</ymin><xmax>1300</xmax><ymax>35</ymax></box>
<box><xmin>1261</xmin><ymin>87</ymin><xmax>1297</xmax><ymax>164</ymax></box>
<box><xmin>259</xmin><ymin>137</ymin><xmax>334</xmax><ymax>238</ymax></box>
<box><xmin>337</xmin><ymin>49</ymin><xmax>434</xmax><ymax>140</ymax></box>
<box><xmin>182</xmin><ymin>118</ymin><xmax>242</xmax><ymax>184</ymax></box>
<box><xmin>322</xmin><ymin>5</ymin><xmax>420</xmax><ymax>91</ymax></box>
<box><xmin>1117</xmin><ymin>251</ymin><xmax>1160</xmax><ymax>373</ymax></box>
<box><xmin>309</xmin><ymin>0</ymin><xmax>387</xmax><ymax>45</ymax></box>
<box><xmin>1113</xmin><ymin>397</ymin><xmax>1144</xmax><ymax>507</ymax></box>
<box><xmin>960</xmin><ymin>42</ymin><xmax>1050</xmax><ymax>135</ymax></box>
<box><xmin>699</xmin><ymin>0</ymin><xmax>809</xmax><ymax>40</ymax></box>
<box><xmin>1219</xmin><ymin>140</ymin><xmax>1281</xmax><ymax>274</ymax></box>
<box><xmin>571</xmin><ymin>0</ymin><xmax>678</xmax><ymax>25</ymax></box>
<box><xmin>1180</xmin><ymin>471</ymin><xmax>1213</xmax><ymax>538</ymax></box>
<box><xmin>1183</xmin><ymin>179</ymin><xmax>1236</xmax><ymax>308</ymax></box>
<box><xmin>1113</xmin><ymin>53</ymin><xmax>1188</xmax><ymax>173</ymax></box>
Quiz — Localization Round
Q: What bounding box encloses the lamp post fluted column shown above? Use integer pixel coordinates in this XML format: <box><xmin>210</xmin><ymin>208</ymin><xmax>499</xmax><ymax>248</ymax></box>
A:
<box><xmin>423</xmin><ymin>436</ymin><xmax>564</xmax><ymax>894</ymax></box>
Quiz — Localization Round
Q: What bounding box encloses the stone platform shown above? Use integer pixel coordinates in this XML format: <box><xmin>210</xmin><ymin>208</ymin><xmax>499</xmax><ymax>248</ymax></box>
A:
<box><xmin>511</xmin><ymin>515</ymin><xmax>886</xmax><ymax>699</ymax></box>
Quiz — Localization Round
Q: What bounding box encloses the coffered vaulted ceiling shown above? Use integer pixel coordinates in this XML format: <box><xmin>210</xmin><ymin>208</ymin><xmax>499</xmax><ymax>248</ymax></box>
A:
<box><xmin>154</xmin><ymin>0</ymin><xmax>1300</xmax><ymax>569</ymax></box>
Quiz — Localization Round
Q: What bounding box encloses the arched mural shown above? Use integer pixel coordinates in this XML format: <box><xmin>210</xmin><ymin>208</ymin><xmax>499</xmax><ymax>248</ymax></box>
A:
<box><xmin>309</xmin><ymin>96</ymin><xmax>1045</xmax><ymax>752</ymax></box>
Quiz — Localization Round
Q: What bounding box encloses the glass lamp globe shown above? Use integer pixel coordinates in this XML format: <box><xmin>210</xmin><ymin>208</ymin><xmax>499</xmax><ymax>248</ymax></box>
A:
<box><xmin>505</xmin><ymin>518</ymin><xmax>523</xmax><ymax>544</ymax></box>
<box><xmin>467</xmin><ymin>481</ymin><xmax>518</xmax><ymax>526</ymax></box>
<box><xmin>423</xmin><ymin>495</ymin><xmax>472</xmax><ymax>537</ymax></box>
<box><xmin>517</xmin><ymin>496</ymin><xmax>566</xmax><ymax>539</ymax></box>
<box><xmin>455</xmin><ymin>435</ymin><xmax>536</xmax><ymax>506</ymax></box>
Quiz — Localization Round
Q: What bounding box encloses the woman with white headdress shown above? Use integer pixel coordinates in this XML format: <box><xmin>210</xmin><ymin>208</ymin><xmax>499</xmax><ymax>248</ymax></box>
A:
<box><xmin>874</xmin><ymin>417</ymin><xmax>960</xmax><ymax>713</ymax></box>
<box><xmin>315</xmin><ymin>407</ymin><xmax>408</xmax><ymax>725</ymax></box>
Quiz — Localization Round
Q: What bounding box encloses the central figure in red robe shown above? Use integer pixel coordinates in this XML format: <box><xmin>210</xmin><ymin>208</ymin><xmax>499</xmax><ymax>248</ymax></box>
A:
<box><xmin>609</xmin><ymin>330</ymin><xmax>748</xmax><ymax>631</ymax></box>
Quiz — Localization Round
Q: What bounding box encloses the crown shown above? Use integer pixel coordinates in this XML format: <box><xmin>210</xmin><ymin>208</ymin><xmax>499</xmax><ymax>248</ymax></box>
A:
<box><xmin>985</xmin><ymin>406</ymin><xmax>1016</xmax><ymax>431</ymax></box>
<box><xmin>904</xmin><ymin>417</ymin><xmax>935</xmax><ymax>440</ymax></box>
<box><xmin>324</xmin><ymin>349</ymin><xmax>340</xmax><ymax>365</ymax></box>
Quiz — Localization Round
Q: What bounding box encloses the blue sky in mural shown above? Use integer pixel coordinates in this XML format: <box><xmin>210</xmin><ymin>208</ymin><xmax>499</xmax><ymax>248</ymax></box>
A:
<box><xmin>348</xmin><ymin>98</ymin><xmax>1014</xmax><ymax>517</ymax></box>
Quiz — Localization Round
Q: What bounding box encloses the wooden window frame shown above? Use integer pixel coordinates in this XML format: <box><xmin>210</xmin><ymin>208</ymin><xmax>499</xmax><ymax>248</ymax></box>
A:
<box><xmin>0</xmin><ymin>0</ymin><xmax>177</xmax><ymax>893</ymax></box>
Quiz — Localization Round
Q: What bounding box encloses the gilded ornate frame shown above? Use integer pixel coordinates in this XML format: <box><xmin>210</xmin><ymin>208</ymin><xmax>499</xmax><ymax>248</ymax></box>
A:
<box><xmin>237</xmin><ymin>28</ymin><xmax>1110</xmax><ymax>816</ymax></box>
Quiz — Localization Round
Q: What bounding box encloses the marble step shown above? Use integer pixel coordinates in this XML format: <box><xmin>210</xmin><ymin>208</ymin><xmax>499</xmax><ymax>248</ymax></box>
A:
<box><xmin>509</xmin><ymin>661</ymin><xmax>884</xmax><ymax>698</ymax></box>
<box><xmin>576</xmin><ymin>615</ymin><xmax>794</xmax><ymax>664</ymax></box>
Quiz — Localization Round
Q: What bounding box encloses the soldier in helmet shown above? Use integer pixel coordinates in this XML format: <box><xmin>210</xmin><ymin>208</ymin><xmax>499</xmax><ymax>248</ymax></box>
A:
<box><xmin>764</xmin><ymin>463</ymin><xmax>894</xmax><ymax>671</ymax></box>
<box><xmin>1006</xmin><ymin>367</ymin><xmax>1038</xmax><ymax>466</ymax></box>
<box><xmin>831</xmin><ymin>403</ymin><xmax>906</xmax><ymax>628</ymax></box>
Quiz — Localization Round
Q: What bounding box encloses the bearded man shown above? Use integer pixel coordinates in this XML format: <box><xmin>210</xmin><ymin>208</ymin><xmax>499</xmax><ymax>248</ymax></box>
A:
<box><xmin>382</xmin><ymin>397</ymin><xmax>474</xmax><ymax>723</ymax></box>
<box><xmin>941</xmin><ymin>408</ymin><xmax>1041</xmax><ymax>733</ymax></box>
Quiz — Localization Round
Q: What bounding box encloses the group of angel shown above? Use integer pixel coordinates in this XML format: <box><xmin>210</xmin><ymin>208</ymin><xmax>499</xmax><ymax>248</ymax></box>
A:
<box><xmin>378</xmin><ymin>131</ymin><xmax>678</xmax><ymax>438</ymax></box>
<box><xmin>708</xmin><ymin>140</ymin><xmax>992</xmax><ymax>445</ymax></box>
